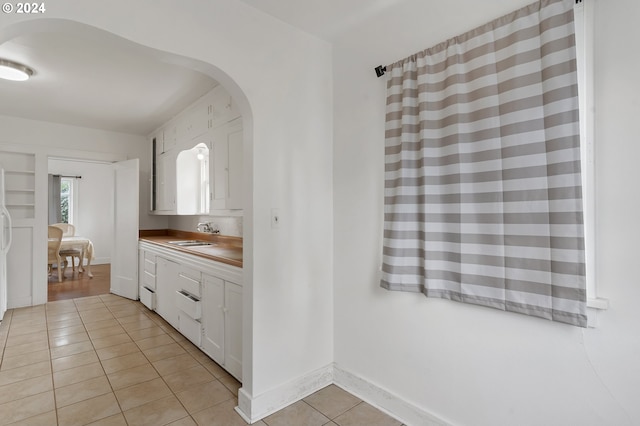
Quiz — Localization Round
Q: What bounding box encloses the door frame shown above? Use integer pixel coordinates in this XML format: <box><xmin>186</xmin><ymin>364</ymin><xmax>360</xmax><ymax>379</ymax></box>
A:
<box><xmin>41</xmin><ymin>151</ymin><xmax>128</xmax><ymax>303</ymax></box>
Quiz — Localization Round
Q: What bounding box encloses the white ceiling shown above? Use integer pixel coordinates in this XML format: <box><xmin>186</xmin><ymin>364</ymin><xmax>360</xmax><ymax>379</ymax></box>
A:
<box><xmin>0</xmin><ymin>1</ymin><xmax>394</xmax><ymax>135</ymax></box>
<box><xmin>0</xmin><ymin>31</ymin><xmax>217</xmax><ymax>135</ymax></box>
<box><xmin>236</xmin><ymin>0</ymin><xmax>408</xmax><ymax>41</ymax></box>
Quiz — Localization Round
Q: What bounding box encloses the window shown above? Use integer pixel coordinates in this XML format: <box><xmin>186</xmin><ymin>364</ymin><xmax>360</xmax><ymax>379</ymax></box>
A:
<box><xmin>381</xmin><ymin>0</ymin><xmax>591</xmax><ymax>326</ymax></box>
<box><xmin>59</xmin><ymin>176</ymin><xmax>78</xmax><ymax>225</ymax></box>
<box><xmin>574</xmin><ymin>1</ymin><xmax>605</xmax><ymax>314</ymax></box>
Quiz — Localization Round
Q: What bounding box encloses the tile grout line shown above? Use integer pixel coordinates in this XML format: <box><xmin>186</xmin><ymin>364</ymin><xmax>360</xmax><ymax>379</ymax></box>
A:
<box><xmin>44</xmin><ymin>303</ymin><xmax>60</xmax><ymax>426</ymax></box>
<box><xmin>108</xmin><ymin>296</ymin><xmax>174</xmax><ymax>425</ymax></box>
<box><xmin>107</xmin><ymin>297</ymin><xmax>208</xmax><ymax>425</ymax></box>
<box><xmin>78</xmin><ymin>297</ymin><xmax>129</xmax><ymax>426</ymax></box>
<box><xmin>5</xmin><ymin>298</ymin><xmax>379</xmax><ymax>426</ymax></box>
<box><xmin>4</xmin><ymin>296</ymin><xmax>241</xmax><ymax>426</ymax></box>
<box><xmin>0</xmin><ymin>306</ymin><xmax>54</xmax><ymax>425</ymax></box>
<box><xmin>92</xmin><ymin>295</ymin><xmax>200</xmax><ymax>424</ymax></box>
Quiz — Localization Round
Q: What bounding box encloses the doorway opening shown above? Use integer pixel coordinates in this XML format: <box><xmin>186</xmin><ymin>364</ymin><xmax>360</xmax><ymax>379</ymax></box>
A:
<box><xmin>47</xmin><ymin>157</ymin><xmax>115</xmax><ymax>301</ymax></box>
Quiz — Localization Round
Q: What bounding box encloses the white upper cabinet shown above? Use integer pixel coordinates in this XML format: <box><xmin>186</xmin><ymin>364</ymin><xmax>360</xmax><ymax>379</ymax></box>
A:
<box><xmin>211</xmin><ymin>117</ymin><xmax>243</xmax><ymax>211</ymax></box>
<box><xmin>149</xmin><ymin>85</ymin><xmax>242</xmax><ymax>215</ymax></box>
<box><xmin>208</xmin><ymin>84</ymin><xmax>240</xmax><ymax>130</ymax></box>
<box><xmin>156</xmin><ymin>151</ymin><xmax>177</xmax><ymax>213</ymax></box>
<box><xmin>183</xmin><ymin>99</ymin><xmax>209</xmax><ymax>141</ymax></box>
<box><xmin>163</xmin><ymin>122</ymin><xmax>178</xmax><ymax>153</ymax></box>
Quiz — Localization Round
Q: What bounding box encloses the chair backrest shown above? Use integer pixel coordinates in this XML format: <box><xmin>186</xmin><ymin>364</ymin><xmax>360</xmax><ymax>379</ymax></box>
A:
<box><xmin>48</xmin><ymin>226</ymin><xmax>63</xmax><ymax>263</ymax></box>
<box><xmin>51</xmin><ymin>223</ymin><xmax>75</xmax><ymax>237</ymax></box>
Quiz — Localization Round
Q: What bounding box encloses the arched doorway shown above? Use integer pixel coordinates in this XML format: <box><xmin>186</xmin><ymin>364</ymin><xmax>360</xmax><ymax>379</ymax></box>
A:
<box><xmin>0</xmin><ymin>17</ymin><xmax>255</xmax><ymax>403</ymax></box>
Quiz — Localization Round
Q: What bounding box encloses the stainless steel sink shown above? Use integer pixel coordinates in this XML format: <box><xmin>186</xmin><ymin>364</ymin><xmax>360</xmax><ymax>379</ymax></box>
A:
<box><xmin>167</xmin><ymin>240</ymin><xmax>214</xmax><ymax>247</ymax></box>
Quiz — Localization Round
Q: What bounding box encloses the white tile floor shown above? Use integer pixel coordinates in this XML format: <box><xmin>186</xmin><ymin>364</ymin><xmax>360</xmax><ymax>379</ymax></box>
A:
<box><xmin>0</xmin><ymin>294</ymin><xmax>403</xmax><ymax>425</ymax></box>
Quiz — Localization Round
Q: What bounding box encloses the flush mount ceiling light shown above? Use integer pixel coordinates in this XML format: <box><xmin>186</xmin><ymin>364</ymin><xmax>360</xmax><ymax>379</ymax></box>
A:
<box><xmin>0</xmin><ymin>59</ymin><xmax>34</xmax><ymax>81</ymax></box>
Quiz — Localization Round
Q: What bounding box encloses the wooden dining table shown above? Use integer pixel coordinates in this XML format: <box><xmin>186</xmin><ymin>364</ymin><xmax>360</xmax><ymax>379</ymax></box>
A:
<box><xmin>60</xmin><ymin>236</ymin><xmax>94</xmax><ymax>278</ymax></box>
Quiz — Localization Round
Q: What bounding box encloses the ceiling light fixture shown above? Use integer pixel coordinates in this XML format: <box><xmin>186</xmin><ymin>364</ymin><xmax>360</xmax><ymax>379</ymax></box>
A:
<box><xmin>0</xmin><ymin>59</ymin><xmax>34</xmax><ymax>81</ymax></box>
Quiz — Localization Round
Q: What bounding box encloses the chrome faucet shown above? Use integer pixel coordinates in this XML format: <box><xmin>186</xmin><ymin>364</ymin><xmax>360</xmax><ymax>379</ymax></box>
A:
<box><xmin>197</xmin><ymin>222</ymin><xmax>220</xmax><ymax>234</ymax></box>
<box><xmin>197</xmin><ymin>222</ymin><xmax>212</xmax><ymax>233</ymax></box>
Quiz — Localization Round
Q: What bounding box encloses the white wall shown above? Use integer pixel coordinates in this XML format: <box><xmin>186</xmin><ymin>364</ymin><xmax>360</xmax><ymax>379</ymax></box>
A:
<box><xmin>333</xmin><ymin>0</ymin><xmax>640</xmax><ymax>425</ymax></box>
<box><xmin>0</xmin><ymin>1</ymin><xmax>334</xmax><ymax>420</ymax></box>
<box><xmin>169</xmin><ymin>215</ymin><xmax>243</xmax><ymax>238</ymax></box>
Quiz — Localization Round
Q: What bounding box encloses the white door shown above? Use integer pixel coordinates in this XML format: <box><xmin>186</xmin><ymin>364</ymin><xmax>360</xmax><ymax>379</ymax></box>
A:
<box><xmin>111</xmin><ymin>159</ymin><xmax>139</xmax><ymax>300</ymax></box>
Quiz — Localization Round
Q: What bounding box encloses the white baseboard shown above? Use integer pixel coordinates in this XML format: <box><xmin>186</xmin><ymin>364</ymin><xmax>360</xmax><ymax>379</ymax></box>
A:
<box><xmin>7</xmin><ymin>296</ymin><xmax>33</xmax><ymax>309</ymax></box>
<box><xmin>235</xmin><ymin>362</ymin><xmax>450</xmax><ymax>425</ymax></box>
<box><xmin>87</xmin><ymin>257</ymin><xmax>109</xmax><ymax>265</ymax></box>
<box><xmin>236</xmin><ymin>363</ymin><xmax>334</xmax><ymax>423</ymax></box>
<box><xmin>333</xmin><ymin>364</ymin><xmax>451</xmax><ymax>426</ymax></box>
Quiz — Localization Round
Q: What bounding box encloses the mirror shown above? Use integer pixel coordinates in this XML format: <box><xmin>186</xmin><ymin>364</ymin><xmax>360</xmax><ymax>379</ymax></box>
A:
<box><xmin>176</xmin><ymin>142</ymin><xmax>209</xmax><ymax>214</ymax></box>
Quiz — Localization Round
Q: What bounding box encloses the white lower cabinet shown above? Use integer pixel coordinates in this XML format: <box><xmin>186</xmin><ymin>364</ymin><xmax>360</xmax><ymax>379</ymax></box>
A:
<box><xmin>202</xmin><ymin>275</ymin><xmax>225</xmax><ymax>363</ymax></box>
<box><xmin>201</xmin><ymin>274</ymin><xmax>242</xmax><ymax>381</ymax></box>
<box><xmin>138</xmin><ymin>248</ymin><xmax>157</xmax><ymax>310</ymax></box>
<box><xmin>139</xmin><ymin>286</ymin><xmax>156</xmax><ymax>310</ymax></box>
<box><xmin>178</xmin><ymin>311</ymin><xmax>202</xmax><ymax>347</ymax></box>
<box><xmin>138</xmin><ymin>241</ymin><xmax>242</xmax><ymax>381</ymax></box>
<box><xmin>223</xmin><ymin>281</ymin><xmax>243</xmax><ymax>380</ymax></box>
<box><xmin>155</xmin><ymin>256</ymin><xmax>181</xmax><ymax>329</ymax></box>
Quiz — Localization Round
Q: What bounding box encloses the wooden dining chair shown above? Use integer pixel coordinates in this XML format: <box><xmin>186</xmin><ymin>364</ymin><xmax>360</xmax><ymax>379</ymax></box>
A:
<box><xmin>51</xmin><ymin>223</ymin><xmax>82</xmax><ymax>276</ymax></box>
<box><xmin>51</xmin><ymin>223</ymin><xmax>74</xmax><ymax>236</ymax></box>
<box><xmin>47</xmin><ymin>225</ymin><xmax>64</xmax><ymax>282</ymax></box>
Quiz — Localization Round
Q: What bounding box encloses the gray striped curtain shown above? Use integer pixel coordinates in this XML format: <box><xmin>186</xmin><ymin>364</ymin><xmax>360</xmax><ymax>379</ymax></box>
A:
<box><xmin>381</xmin><ymin>0</ymin><xmax>587</xmax><ymax>327</ymax></box>
<box><xmin>48</xmin><ymin>174</ymin><xmax>62</xmax><ymax>224</ymax></box>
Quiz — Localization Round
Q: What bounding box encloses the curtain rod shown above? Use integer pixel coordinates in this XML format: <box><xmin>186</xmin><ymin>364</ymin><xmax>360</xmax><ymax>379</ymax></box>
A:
<box><xmin>374</xmin><ymin>0</ymin><xmax>584</xmax><ymax>78</ymax></box>
<box><xmin>53</xmin><ymin>174</ymin><xmax>82</xmax><ymax>179</ymax></box>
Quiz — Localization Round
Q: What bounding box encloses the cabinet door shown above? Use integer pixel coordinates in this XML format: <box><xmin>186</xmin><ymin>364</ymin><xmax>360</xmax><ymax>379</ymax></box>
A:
<box><xmin>156</xmin><ymin>152</ymin><xmax>176</xmax><ymax>212</ymax></box>
<box><xmin>156</xmin><ymin>153</ymin><xmax>166</xmax><ymax>210</ymax></box>
<box><xmin>226</xmin><ymin>125</ymin><xmax>243</xmax><ymax>210</ymax></box>
<box><xmin>164</xmin><ymin>123</ymin><xmax>178</xmax><ymax>152</ymax></box>
<box><xmin>210</xmin><ymin>118</ymin><xmax>243</xmax><ymax>210</ymax></box>
<box><xmin>211</xmin><ymin>125</ymin><xmax>228</xmax><ymax>209</ymax></box>
<box><xmin>202</xmin><ymin>274</ymin><xmax>225</xmax><ymax>365</ymax></box>
<box><xmin>156</xmin><ymin>256</ymin><xmax>180</xmax><ymax>328</ymax></box>
<box><xmin>187</xmin><ymin>103</ymin><xmax>208</xmax><ymax>140</ymax></box>
<box><xmin>209</xmin><ymin>84</ymin><xmax>240</xmax><ymax>129</ymax></box>
<box><xmin>224</xmin><ymin>281</ymin><xmax>243</xmax><ymax>381</ymax></box>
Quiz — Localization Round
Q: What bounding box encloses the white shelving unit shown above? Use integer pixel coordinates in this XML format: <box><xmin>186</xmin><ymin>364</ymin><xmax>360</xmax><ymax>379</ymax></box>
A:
<box><xmin>0</xmin><ymin>152</ymin><xmax>36</xmax><ymax>219</ymax></box>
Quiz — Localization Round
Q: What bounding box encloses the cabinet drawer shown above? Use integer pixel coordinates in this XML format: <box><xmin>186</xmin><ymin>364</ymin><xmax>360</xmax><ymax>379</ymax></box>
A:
<box><xmin>140</xmin><ymin>286</ymin><xmax>156</xmax><ymax>310</ymax></box>
<box><xmin>179</xmin><ymin>313</ymin><xmax>201</xmax><ymax>346</ymax></box>
<box><xmin>176</xmin><ymin>290</ymin><xmax>202</xmax><ymax>320</ymax></box>
<box><xmin>144</xmin><ymin>258</ymin><xmax>156</xmax><ymax>274</ymax></box>
<box><xmin>143</xmin><ymin>271</ymin><xmax>156</xmax><ymax>290</ymax></box>
<box><xmin>178</xmin><ymin>270</ymin><xmax>201</xmax><ymax>297</ymax></box>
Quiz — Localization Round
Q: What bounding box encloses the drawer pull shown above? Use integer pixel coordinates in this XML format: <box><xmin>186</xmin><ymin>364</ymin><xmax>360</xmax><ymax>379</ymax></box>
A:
<box><xmin>178</xmin><ymin>290</ymin><xmax>199</xmax><ymax>301</ymax></box>
<box><xmin>176</xmin><ymin>290</ymin><xmax>202</xmax><ymax>320</ymax></box>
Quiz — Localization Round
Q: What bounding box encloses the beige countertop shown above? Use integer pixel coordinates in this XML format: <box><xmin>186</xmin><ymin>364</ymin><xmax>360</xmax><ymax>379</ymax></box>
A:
<box><xmin>139</xmin><ymin>230</ymin><xmax>242</xmax><ymax>268</ymax></box>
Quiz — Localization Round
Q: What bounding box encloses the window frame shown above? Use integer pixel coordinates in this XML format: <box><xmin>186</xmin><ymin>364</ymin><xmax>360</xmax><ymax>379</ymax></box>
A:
<box><xmin>60</xmin><ymin>176</ymin><xmax>78</xmax><ymax>226</ymax></box>
<box><xmin>575</xmin><ymin>0</ymin><xmax>609</xmax><ymax>324</ymax></box>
